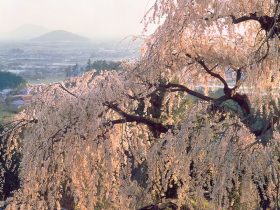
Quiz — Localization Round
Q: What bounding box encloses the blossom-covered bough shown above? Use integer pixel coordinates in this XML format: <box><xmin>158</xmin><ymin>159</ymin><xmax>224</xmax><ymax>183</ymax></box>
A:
<box><xmin>1</xmin><ymin>0</ymin><xmax>280</xmax><ymax>209</ymax></box>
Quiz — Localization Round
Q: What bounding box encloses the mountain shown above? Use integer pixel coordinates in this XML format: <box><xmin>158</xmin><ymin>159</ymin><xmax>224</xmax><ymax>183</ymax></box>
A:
<box><xmin>31</xmin><ymin>30</ymin><xmax>90</xmax><ymax>43</ymax></box>
<box><xmin>0</xmin><ymin>24</ymin><xmax>50</xmax><ymax>41</ymax></box>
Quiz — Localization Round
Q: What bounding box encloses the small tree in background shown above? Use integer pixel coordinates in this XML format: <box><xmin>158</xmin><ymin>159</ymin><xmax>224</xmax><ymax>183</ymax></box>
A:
<box><xmin>85</xmin><ymin>60</ymin><xmax>121</xmax><ymax>72</ymax></box>
<box><xmin>85</xmin><ymin>59</ymin><xmax>92</xmax><ymax>72</ymax></box>
<box><xmin>0</xmin><ymin>72</ymin><xmax>26</xmax><ymax>91</ymax></box>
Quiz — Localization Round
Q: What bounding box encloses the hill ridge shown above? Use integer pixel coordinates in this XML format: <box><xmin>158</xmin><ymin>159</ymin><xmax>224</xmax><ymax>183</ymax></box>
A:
<box><xmin>31</xmin><ymin>30</ymin><xmax>90</xmax><ymax>43</ymax></box>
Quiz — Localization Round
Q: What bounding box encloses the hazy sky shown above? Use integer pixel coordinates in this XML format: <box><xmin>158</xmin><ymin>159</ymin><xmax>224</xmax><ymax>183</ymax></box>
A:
<box><xmin>0</xmin><ymin>0</ymin><xmax>154</xmax><ymax>39</ymax></box>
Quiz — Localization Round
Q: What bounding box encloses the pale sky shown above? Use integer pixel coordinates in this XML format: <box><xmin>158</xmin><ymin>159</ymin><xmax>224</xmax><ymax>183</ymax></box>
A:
<box><xmin>0</xmin><ymin>0</ymin><xmax>154</xmax><ymax>39</ymax></box>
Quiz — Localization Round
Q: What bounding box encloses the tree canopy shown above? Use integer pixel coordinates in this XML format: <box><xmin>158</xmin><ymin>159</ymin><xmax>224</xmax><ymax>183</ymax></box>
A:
<box><xmin>2</xmin><ymin>0</ymin><xmax>280</xmax><ymax>209</ymax></box>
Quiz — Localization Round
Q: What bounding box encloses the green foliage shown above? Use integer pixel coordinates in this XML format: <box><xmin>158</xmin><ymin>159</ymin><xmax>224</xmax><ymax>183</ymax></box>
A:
<box><xmin>209</xmin><ymin>88</ymin><xmax>224</xmax><ymax>98</ymax></box>
<box><xmin>85</xmin><ymin>59</ymin><xmax>121</xmax><ymax>72</ymax></box>
<box><xmin>0</xmin><ymin>72</ymin><xmax>26</xmax><ymax>91</ymax></box>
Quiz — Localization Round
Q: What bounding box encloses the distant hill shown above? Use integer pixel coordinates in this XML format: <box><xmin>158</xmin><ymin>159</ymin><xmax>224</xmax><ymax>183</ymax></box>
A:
<box><xmin>31</xmin><ymin>30</ymin><xmax>90</xmax><ymax>43</ymax></box>
<box><xmin>0</xmin><ymin>24</ymin><xmax>50</xmax><ymax>41</ymax></box>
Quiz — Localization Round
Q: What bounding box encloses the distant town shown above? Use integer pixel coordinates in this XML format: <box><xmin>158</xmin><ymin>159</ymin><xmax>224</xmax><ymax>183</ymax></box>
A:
<box><xmin>0</xmin><ymin>29</ymin><xmax>141</xmax><ymax>84</ymax></box>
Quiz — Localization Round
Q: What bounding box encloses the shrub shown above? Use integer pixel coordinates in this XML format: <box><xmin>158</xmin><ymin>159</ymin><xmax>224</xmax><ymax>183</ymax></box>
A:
<box><xmin>0</xmin><ymin>72</ymin><xmax>26</xmax><ymax>91</ymax></box>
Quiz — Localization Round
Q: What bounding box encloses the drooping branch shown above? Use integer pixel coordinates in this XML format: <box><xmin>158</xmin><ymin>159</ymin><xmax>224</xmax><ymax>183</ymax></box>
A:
<box><xmin>0</xmin><ymin>118</ymin><xmax>38</xmax><ymax>138</ymax></box>
<box><xmin>59</xmin><ymin>82</ymin><xmax>171</xmax><ymax>134</ymax></box>
<box><xmin>58</xmin><ymin>84</ymin><xmax>79</xmax><ymax>98</ymax></box>
<box><xmin>59</xmin><ymin>68</ymin><xmax>252</xmax><ymax>134</ymax></box>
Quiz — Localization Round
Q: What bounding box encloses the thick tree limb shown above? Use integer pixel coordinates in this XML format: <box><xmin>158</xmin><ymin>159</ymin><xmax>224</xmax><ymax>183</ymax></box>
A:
<box><xmin>125</xmin><ymin>81</ymin><xmax>217</xmax><ymax>102</ymax></box>
<box><xmin>231</xmin><ymin>93</ymin><xmax>251</xmax><ymax>115</ymax></box>
<box><xmin>231</xmin><ymin>68</ymin><xmax>243</xmax><ymax>93</ymax></box>
<box><xmin>230</xmin><ymin>10</ymin><xmax>280</xmax><ymax>37</ymax></box>
<box><xmin>196</xmin><ymin>59</ymin><xmax>229</xmax><ymax>90</ymax></box>
<box><xmin>187</xmin><ymin>56</ymin><xmax>251</xmax><ymax>116</ymax></box>
<box><xmin>162</xmin><ymin>83</ymin><xmax>215</xmax><ymax>102</ymax></box>
<box><xmin>235</xmin><ymin>69</ymin><xmax>242</xmax><ymax>86</ymax></box>
<box><xmin>104</xmin><ymin>102</ymin><xmax>170</xmax><ymax>133</ymax></box>
<box><xmin>186</xmin><ymin>54</ymin><xmax>229</xmax><ymax>90</ymax></box>
<box><xmin>230</xmin><ymin>13</ymin><xmax>259</xmax><ymax>24</ymax></box>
